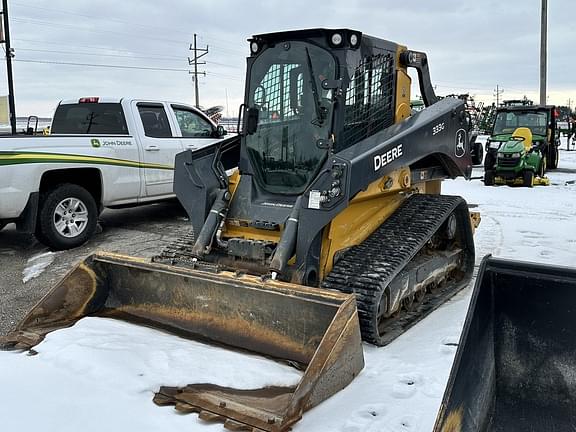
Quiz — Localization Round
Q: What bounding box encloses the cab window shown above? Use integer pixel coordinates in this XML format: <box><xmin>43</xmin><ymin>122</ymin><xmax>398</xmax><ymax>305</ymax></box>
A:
<box><xmin>137</xmin><ymin>104</ymin><xmax>173</xmax><ymax>138</ymax></box>
<box><xmin>51</xmin><ymin>103</ymin><xmax>128</xmax><ymax>135</ymax></box>
<box><xmin>172</xmin><ymin>106</ymin><xmax>214</xmax><ymax>138</ymax></box>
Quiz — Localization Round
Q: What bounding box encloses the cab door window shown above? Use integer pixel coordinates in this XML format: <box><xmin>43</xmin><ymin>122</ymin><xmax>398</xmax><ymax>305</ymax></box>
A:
<box><xmin>172</xmin><ymin>107</ymin><xmax>215</xmax><ymax>138</ymax></box>
<box><xmin>137</xmin><ymin>104</ymin><xmax>173</xmax><ymax>138</ymax></box>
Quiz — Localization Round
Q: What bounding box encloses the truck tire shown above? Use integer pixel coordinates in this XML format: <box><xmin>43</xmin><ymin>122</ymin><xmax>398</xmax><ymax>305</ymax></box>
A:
<box><xmin>547</xmin><ymin>145</ymin><xmax>559</xmax><ymax>169</ymax></box>
<box><xmin>36</xmin><ymin>183</ymin><xmax>98</xmax><ymax>250</ymax></box>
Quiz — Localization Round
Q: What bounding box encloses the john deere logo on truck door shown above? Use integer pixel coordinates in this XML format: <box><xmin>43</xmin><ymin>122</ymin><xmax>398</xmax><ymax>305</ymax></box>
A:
<box><xmin>374</xmin><ymin>144</ymin><xmax>403</xmax><ymax>171</ymax></box>
<box><xmin>455</xmin><ymin>129</ymin><xmax>466</xmax><ymax>158</ymax></box>
<box><xmin>91</xmin><ymin>139</ymin><xmax>101</xmax><ymax>148</ymax></box>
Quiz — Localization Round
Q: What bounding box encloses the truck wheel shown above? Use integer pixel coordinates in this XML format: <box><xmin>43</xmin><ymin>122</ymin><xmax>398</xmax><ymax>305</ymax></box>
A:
<box><xmin>553</xmin><ymin>145</ymin><xmax>559</xmax><ymax>169</ymax></box>
<box><xmin>484</xmin><ymin>170</ymin><xmax>495</xmax><ymax>186</ymax></box>
<box><xmin>36</xmin><ymin>184</ymin><xmax>98</xmax><ymax>250</ymax></box>
<box><xmin>547</xmin><ymin>145</ymin><xmax>559</xmax><ymax>169</ymax></box>
<box><xmin>523</xmin><ymin>171</ymin><xmax>534</xmax><ymax>188</ymax></box>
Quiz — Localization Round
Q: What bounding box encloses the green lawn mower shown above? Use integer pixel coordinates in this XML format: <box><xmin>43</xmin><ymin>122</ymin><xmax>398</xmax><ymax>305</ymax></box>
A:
<box><xmin>484</xmin><ymin>127</ymin><xmax>549</xmax><ymax>187</ymax></box>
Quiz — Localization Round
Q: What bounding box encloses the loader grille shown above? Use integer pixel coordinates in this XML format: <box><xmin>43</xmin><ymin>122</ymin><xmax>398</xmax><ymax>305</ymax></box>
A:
<box><xmin>342</xmin><ymin>53</ymin><xmax>395</xmax><ymax>149</ymax></box>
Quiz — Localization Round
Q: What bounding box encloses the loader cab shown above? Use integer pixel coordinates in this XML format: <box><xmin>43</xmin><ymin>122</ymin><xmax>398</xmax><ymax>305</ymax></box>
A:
<box><xmin>242</xmin><ymin>29</ymin><xmax>400</xmax><ymax>196</ymax></box>
<box><xmin>244</xmin><ymin>38</ymin><xmax>337</xmax><ymax>194</ymax></box>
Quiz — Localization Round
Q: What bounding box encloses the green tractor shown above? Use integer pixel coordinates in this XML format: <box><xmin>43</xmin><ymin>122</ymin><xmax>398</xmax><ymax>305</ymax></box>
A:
<box><xmin>484</xmin><ymin>127</ymin><xmax>549</xmax><ymax>187</ymax></box>
<box><xmin>484</xmin><ymin>105</ymin><xmax>560</xmax><ymax>187</ymax></box>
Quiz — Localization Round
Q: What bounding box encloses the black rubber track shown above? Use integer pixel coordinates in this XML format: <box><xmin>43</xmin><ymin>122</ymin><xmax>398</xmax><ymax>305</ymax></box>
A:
<box><xmin>322</xmin><ymin>194</ymin><xmax>475</xmax><ymax>346</ymax></box>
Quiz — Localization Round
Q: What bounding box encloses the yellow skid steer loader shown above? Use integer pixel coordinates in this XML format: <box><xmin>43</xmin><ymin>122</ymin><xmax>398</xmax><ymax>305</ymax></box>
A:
<box><xmin>2</xmin><ymin>29</ymin><xmax>476</xmax><ymax>431</ymax></box>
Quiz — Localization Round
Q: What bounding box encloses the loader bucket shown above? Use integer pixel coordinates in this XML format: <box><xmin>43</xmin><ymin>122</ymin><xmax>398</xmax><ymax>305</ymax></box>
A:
<box><xmin>1</xmin><ymin>252</ymin><xmax>364</xmax><ymax>431</ymax></box>
<box><xmin>434</xmin><ymin>256</ymin><xmax>576</xmax><ymax>432</ymax></box>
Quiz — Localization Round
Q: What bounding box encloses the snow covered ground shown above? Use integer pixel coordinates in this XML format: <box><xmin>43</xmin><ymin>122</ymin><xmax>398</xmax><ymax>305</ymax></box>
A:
<box><xmin>1</xmin><ymin>143</ymin><xmax>575</xmax><ymax>432</ymax></box>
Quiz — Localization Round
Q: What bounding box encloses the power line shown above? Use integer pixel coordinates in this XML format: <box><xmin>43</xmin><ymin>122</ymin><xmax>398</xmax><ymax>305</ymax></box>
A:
<box><xmin>11</xmin><ymin>3</ymin><xmax>246</xmax><ymax>53</ymax></box>
<box><xmin>14</xmin><ymin>58</ymin><xmax>190</xmax><ymax>72</ymax></box>
<box><xmin>14</xmin><ymin>47</ymin><xmax>244</xmax><ymax>72</ymax></box>
<box><xmin>13</xmin><ymin>37</ymin><xmax>246</xmax><ymax>67</ymax></box>
<box><xmin>11</xmin><ymin>1</ymin><xmax>193</xmax><ymax>37</ymax></box>
<box><xmin>207</xmin><ymin>60</ymin><xmax>242</xmax><ymax>69</ymax></box>
<box><xmin>12</xmin><ymin>0</ymin><xmax>246</xmax><ymax>52</ymax></box>
<box><xmin>13</xmin><ymin>58</ymin><xmax>244</xmax><ymax>81</ymax></box>
<box><xmin>11</xmin><ymin>16</ymin><xmax>186</xmax><ymax>45</ymax></box>
<box><xmin>13</xmin><ymin>37</ymin><xmax>178</xmax><ymax>55</ymax></box>
<box><xmin>16</xmin><ymin>47</ymin><xmax>185</xmax><ymax>62</ymax></box>
<box><xmin>11</xmin><ymin>17</ymin><xmax>245</xmax><ymax>60</ymax></box>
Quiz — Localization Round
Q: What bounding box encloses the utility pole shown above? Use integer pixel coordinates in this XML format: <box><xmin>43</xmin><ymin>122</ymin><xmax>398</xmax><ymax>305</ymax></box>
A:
<box><xmin>188</xmin><ymin>34</ymin><xmax>208</xmax><ymax>109</ymax></box>
<box><xmin>540</xmin><ymin>0</ymin><xmax>547</xmax><ymax>105</ymax></box>
<box><xmin>1</xmin><ymin>0</ymin><xmax>16</xmax><ymax>134</ymax></box>
<box><xmin>494</xmin><ymin>85</ymin><xmax>504</xmax><ymax>106</ymax></box>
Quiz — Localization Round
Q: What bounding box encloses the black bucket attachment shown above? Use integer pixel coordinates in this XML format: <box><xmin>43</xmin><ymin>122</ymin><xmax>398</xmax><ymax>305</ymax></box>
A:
<box><xmin>434</xmin><ymin>255</ymin><xmax>576</xmax><ymax>432</ymax></box>
<box><xmin>1</xmin><ymin>252</ymin><xmax>364</xmax><ymax>432</ymax></box>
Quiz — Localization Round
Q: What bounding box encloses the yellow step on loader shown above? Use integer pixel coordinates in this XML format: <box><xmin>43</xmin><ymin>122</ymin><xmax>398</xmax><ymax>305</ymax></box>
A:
<box><xmin>2</xmin><ymin>28</ymin><xmax>477</xmax><ymax>431</ymax></box>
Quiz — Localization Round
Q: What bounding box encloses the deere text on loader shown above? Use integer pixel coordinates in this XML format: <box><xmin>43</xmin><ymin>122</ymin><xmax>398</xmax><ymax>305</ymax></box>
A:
<box><xmin>2</xmin><ymin>29</ymin><xmax>476</xmax><ymax>431</ymax></box>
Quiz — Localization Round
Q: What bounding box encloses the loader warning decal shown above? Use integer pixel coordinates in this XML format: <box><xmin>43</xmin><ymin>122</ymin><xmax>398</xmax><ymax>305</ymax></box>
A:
<box><xmin>455</xmin><ymin>129</ymin><xmax>466</xmax><ymax>158</ymax></box>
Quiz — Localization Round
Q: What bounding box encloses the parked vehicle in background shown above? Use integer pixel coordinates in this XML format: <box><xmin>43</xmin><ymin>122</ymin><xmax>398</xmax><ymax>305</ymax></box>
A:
<box><xmin>484</xmin><ymin>105</ymin><xmax>561</xmax><ymax>183</ymax></box>
<box><xmin>0</xmin><ymin>97</ymin><xmax>227</xmax><ymax>249</ymax></box>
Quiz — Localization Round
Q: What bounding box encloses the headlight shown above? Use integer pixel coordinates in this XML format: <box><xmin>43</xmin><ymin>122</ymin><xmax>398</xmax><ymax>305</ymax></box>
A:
<box><xmin>331</xmin><ymin>33</ymin><xmax>343</xmax><ymax>46</ymax></box>
<box><xmin>511</xmin><ymin>152</ymin><xmax>521</xmax><ymax>158</ymax></box>
<box><xmin>350</xmin><ymin>33</ymin><xmax>359</xmax><ymax>47</ymax></box>
<box><xmin>489</xmin><ymin>141</ymin><xmax>501</xmax><ymax>149</ymax></box>
<box><xmin>250</xmin><ymin>41</ymin><xmax>259</xmax><ymax>54</ymax></box>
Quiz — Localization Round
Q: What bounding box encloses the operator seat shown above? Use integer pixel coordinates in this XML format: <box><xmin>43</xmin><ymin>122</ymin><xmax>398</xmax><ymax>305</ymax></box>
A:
<box><xmin>511</xmin><ymin>127</ymin><xmax>533</xmax><ymax>152</ymax></box>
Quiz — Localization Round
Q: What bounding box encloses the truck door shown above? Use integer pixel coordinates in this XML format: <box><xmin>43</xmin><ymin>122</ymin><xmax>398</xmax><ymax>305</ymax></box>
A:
<box><xmin>135</xmin><ymin>102</ymin><xmax>183</xmax><ymax>198</ymax></box>
<box><xmin>170</xmin><ymin>105</ymin><xmax>222</xmax><ymax>152</ymax></box>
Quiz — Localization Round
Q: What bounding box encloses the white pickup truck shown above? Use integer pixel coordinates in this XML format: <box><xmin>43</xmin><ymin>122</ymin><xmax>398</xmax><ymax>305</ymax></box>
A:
<box><xmin>0</xmin><ymin>97</ymin><xmax>227</xmax><ymax>250</ymax></box>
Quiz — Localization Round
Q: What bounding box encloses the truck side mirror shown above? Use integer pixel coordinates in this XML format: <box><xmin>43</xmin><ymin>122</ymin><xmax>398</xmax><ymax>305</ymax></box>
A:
<box><xmin>216</xmin><ymin>125</ymin><xmax>227</xmax><ymax>137</ymax></box>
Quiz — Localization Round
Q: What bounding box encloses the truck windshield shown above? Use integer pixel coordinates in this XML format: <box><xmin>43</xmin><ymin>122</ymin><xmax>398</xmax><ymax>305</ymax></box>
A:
<box><xmin>493</xmin><ymin>111</ymin><xmax>548</xmax><ymax>137</ymax></box>
<box><xmin>245</xmin><ymin>41</ymin><xmax>336</xmax><ymax>194</ymax></box>
<box><xmin>51</xmin><ymin>103</ymin><xmax>129</xmax><ymax>135</ymax></box>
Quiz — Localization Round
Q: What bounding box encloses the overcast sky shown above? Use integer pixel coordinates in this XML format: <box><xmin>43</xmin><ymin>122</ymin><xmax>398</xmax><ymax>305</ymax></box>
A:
<box><xmin>1</xmin><ymin>0</ymin><xmax>574</xmax><ymax>117</ymax></box>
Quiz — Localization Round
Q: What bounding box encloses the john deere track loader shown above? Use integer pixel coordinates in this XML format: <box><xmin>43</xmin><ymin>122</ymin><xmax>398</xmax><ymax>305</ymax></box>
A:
<box><xmin>2</xmin><ymin>29</ymin><xmax>476</xmax><ymax>431</ymax></box>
